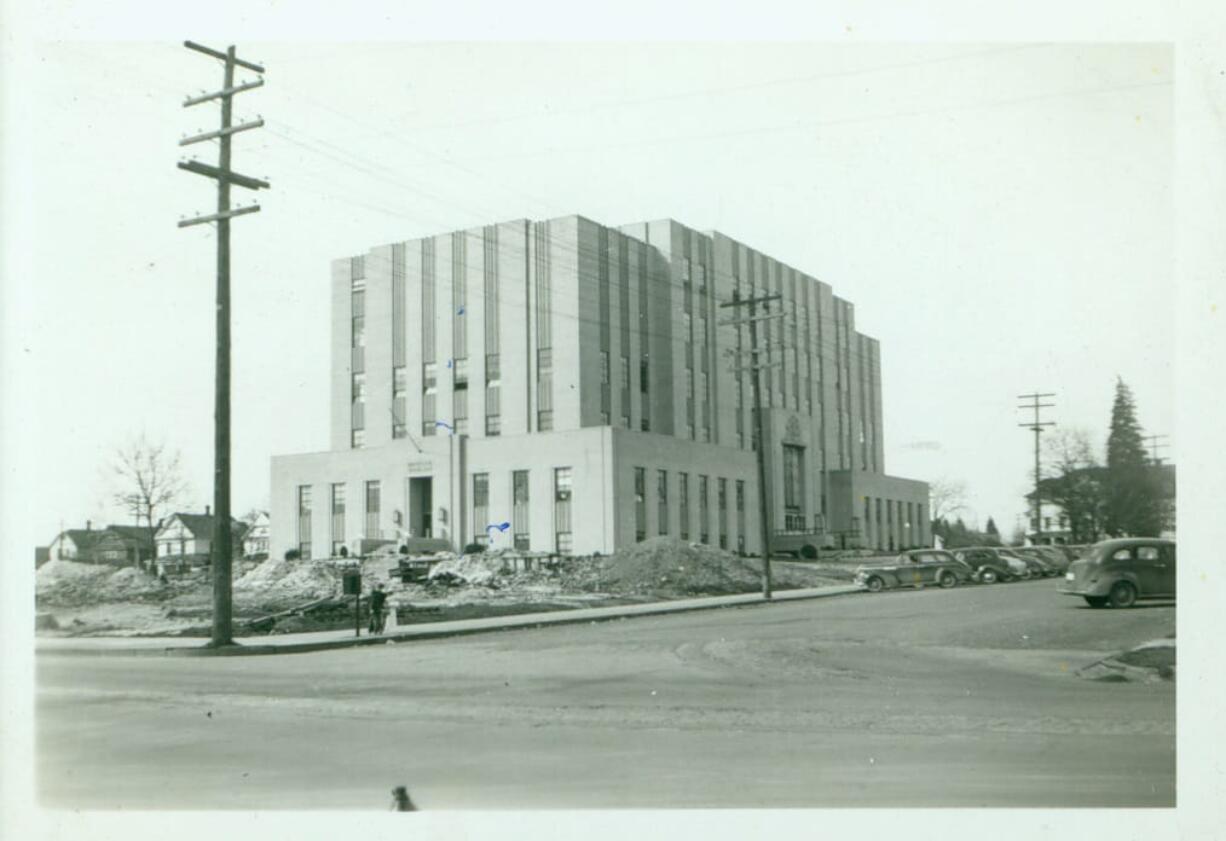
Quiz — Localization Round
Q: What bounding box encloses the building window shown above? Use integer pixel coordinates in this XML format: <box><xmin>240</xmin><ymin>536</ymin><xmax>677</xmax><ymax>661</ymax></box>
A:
<box><xmin>679</xmin><ymin>472</ymin><xmax>690</xmax><ymax>540</ymax></box>
<box><xmin>736</xmin><ymin>480</ymin><xmax>746</xmax><ymax>553</ymax></box>
<box><xmin>365</xmin><ymin>480</ymin><xmax>380</xmax><ymax>539</ymax></box>
<box><xmin>351</xmin><ymin>429</ymin><xmax>365</xmax><ymax>448</ymax></box>
<box><xmin>600</xmin><ymin>351</ymin><xmax>610</xmax><ymax>384</ymax></box>
<box><xmin>351</xmin><ymin>255</ymin><xmax>366</xmax><ymax>283</ymax></box>
<box><xmin>473</xmin><ymin>473</ymin><xmax>489</xmax><ymax>545</ymax></box>
<box><xmin>658</xmin><ymin>470</ymin><xmax>669</xmax><ymax>535</ymax></box>
<box><xmin>634</xmin><ymin>467</ymin><xmax>647</xmax><ymax>542</ymax></box>
<box><xmin>698</xmin><ymin>475</ymin><xmax>709</xmax><ymax>544</ymax></box>
<box><xmin>393</xmin><ymin>367</ymin><xmax>407</xmax><ymax>397</ymax></box>
<box><xmin>486</xmin><ymin>381</ymin><xmax>500</xmax><ymax>436</ymax></box>
<box><xmin>783</xmin><ymin>444</ymin><xmax>805</xmax><ymax>532</ymax></box>
<box><xmin>538</xmin><ymin>411</ymin><xmax>553</xmax><ymax>431</ymax></box>
<box><xmin>486</xmin><ymin>353</ymin><xmax>500</xmax><ymax>382</ymax></box>
<box><xmin>486</xmin><ymin>415</ymin><xmax>501</xmax><ymax>436</ymax></box>
<box><xmin>555</xmin><ymin>468</ymin><xmax>573</xmax><ymax>554</ymax></box>
<box><xmin>620</xmin><ymin>356</ymin><xmax>630</xmax><ymax>390</ymax></box>
<box><xmin>513</xmin><ymin>470</ymin><xmax>530</xmax><ymax>550</ymax></box>
<box><xmin>352</xmin><ymin>373</ymin><xmax>366</xmax><ymax>401</ymax></box>
<box><xmin>297</xmin><ymin>485</ymin><xmax>312</xmax><ymax>560</ymax></box>
<box><xmin>718</xmin><ymin>478</ymin><xmax>728</xmax><ymax>548</ymax></box>
<box><xmin>330</xmin><ymin>483</ymin><xmax>345</xmax><ymax>556</ymax></box>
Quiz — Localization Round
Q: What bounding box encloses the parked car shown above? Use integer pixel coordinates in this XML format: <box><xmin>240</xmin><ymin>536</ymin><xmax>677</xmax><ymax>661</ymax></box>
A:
<box><xmin>855</xmin><ymin>549</ymin><xmax>976</xmax><ymax>592</ymax></box>
<box><xmin>1009</xmin><ymin>547</ymin><xmax>1061</xmax><ymax>577</ymax></box>
<box><xmin>952</xmin><ymin>547</ymin><xmax>1022</xmax><ymax>583</ymax></box>
<box><xmin>1031</xmin><ymin>545</ymin><xmax>1072</xmax><ymax>574</ymax></box>
<box><xmin>993</xmin><ymin>549</ymin><xmax>1035</xmax><ymax>580</ymax></box>
<box><xmin>1059</xmin><ymin>538</ymin><xmax>1176</xmax><ymax>608</ymax></box>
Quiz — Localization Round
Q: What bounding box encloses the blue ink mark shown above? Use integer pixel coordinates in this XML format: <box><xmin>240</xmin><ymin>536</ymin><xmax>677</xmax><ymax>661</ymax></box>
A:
<box><xmin>485</xmin><ymin>522</ymin><xmax>511</xmax><ymax>533</ymax></box>
<box><xmin>456</xmin><ymin>306</ymin><xmax>465</xmax><ymax>315</ymax></box>
<box><xmin>446</xmin><ymin>359</ymin><xmax>453</xmax><ymax>369</ymax></box>
<box><xmin>435</xmin><ymin>420</ymin><xmax>453</xmax><ymax>433</ymax></box>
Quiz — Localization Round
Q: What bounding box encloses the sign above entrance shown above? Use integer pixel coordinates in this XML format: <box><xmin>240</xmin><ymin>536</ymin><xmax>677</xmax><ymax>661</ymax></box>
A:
<box><xmin>407</xmin><ymin>460</ymin><xmax>433</xmax><ymax>473</ymax></box>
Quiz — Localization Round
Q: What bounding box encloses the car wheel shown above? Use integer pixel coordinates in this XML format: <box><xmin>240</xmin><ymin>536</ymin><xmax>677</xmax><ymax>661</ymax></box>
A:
<box><xmin>980</xmin><ymin>569</ymin><xmax>998</xmax><ymax>584</ymax></box>
<box><xmin>865</xmin><ymin>576</ymin><xmax>885</xmax><ymax>592</ymax></box>
<box><xmin>1108</xmin><ymin>581</ymin><xmax>1137</xmax><ymax>609</ymax></box>
<box><xmin>800</xmin><ymin>544</ymin><xmax>819</xmax><ymax>560</ymax></box>
<box><xmin>1084</xmin><ymin>596</ymin><xmax>1108</xmax><ymax>608</ymax></box>
<box><xmin>938</xmin><ymin>571</ymin><xmax>957</xmax><ymax>589</ymax></box>
<box><xmin>1019</xmin><ymin>568</ymin><xmax>1032</xmax><ymax>580</ymax></box>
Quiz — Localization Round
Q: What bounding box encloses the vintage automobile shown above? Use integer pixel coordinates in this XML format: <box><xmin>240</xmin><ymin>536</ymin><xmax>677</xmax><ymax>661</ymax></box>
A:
<box><xmin>1031</xmin><ymin>545</ymin><xmax>1072</xmax><ymax>574</ymax></box>
<box><xmin>1059</xmin><ymin>537</ymin><xmax>1176</xmax><ymax>608</ymax></box>
<box><xmin>991</xmin><ymin>549</ymin><xmax>1034</xmax><ymax>579</ymax></box>
<box><xmin>952</xmin><ymin>547</ymin><xmax>1022</xmax><ymax>583</ymax></box>
<box><xmin>855</xmin><ymin>549</ymin><xmax>976</xmax><ymax>592</ymax></box>
<box><xmin>1004</xmin><ymin>547</ymin><xmax>1058</xmax><ymax>577</ymax></box>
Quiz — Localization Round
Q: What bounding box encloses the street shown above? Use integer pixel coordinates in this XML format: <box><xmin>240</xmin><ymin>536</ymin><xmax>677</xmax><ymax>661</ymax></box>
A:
<box><xmin>36</xmin><ymin>579</ymin><xmax>1175</xmax><ymax>809</ymax></box>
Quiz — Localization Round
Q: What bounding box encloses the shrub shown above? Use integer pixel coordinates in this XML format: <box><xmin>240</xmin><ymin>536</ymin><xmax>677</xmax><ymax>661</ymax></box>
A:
<box><xmin>284</xmin><ymin>548</ymin><xmax>301</xmax><ymax>561</ymax></box>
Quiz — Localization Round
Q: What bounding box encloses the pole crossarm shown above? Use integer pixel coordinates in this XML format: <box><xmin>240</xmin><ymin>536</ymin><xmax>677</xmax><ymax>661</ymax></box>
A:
<box><xmin>184</xmin><ymin>40</ymin><xmax>265</xmax><ymax>73</ymax></box>
<box><xmin>184</xmin><ymin>78</ymin><xmax>265</xmax><ymax>107</ymax></box>
<box><xmin>720</xmin><ymin>293</ymin><xmax>781</xmax><ymax>308</ymax></box>
<box><xmin>179</xmin><ymin>118</ymin><xmax>265</xmax><ymax>147</ymax></box>
<box><xmin>178</xmin><ymin>160</ymin><xmax>270</xmax><ymax>190</ymax></box>
<box><xmin>719</xmin><ymin>313</ymin><xmax>785</xmax><ymax>327</ymax></box>
<box><xmin>178</xmin><ymin>205</ymin><xmax>261</xmax><ymax>228</ymax></box>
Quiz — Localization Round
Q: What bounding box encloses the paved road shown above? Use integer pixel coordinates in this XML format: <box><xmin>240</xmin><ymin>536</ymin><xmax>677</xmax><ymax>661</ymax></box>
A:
<box><xmin>36</xmin><ymin>579</ymin><xmax>1175</xmax><ymax>809</ymax></box>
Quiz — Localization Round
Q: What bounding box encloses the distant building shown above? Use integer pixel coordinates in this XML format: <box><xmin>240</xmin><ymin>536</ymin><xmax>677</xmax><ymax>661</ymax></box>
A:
<box><xmin>35</xmin><ymin>546</ymin><xmax>51</xmax><ymax>568</ymax></box>
<box><xmin>241</xmin><ymin>511</ymin><xmax>270</xmax><ymax>559</ymax></box>
<box><xmin>93</xmin><ymin>526</ymin><xmax>156</xmax><ymax>569</ymax></box>
<box><xmin>271</xmin><ymin>215</ymin><xmax>930</xmax><ymax>560</ymax></box>
<box><xmin>48</xmin><ymin>524</ymin><xmax>105</xmax><ymax>562</ymax></box>
<box><xmin>154</xmin><ymin>510</ymin><xmax>244</xmax><ymax>575</ymax></box>
<box><xmin>1028</xmin><ymin>463</ymin><xmax>1175</xmax><ymax>544</ymax></box>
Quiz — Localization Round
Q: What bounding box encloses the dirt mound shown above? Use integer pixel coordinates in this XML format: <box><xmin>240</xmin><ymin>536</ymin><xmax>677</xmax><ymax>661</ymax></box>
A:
<box><xmin>234</xmin><ymin>557</ymin><xmax>339</xmax><ymax>610</ymax></box>
<box><xmin>36</xmin><ymin>559</ymin><xmax>116</xmax><ymax>605</ymax></box>
<box><xmin>564</xmin><ymin>537</ymin><xmax>835</xmax><ymax>598</ymax></box>
<box><xmin>427</xmin><ymin>555</ymin><xmax>504</xmax><ymax>586</ymax></box>
<box><xmin>100</xmin><ymin>567</ymin><xmax>167</xmax><ymax>600</ymax></box>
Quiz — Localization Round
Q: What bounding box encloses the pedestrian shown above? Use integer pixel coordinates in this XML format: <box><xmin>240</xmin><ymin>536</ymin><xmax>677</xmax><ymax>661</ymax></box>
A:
<box><xmin>391</xmin><ymin>785</ymin><xmax>417</xmax><ymax>811</ymax></box>
<box><xmin>368</xmin><ymin>583</ymin><xmax>388</xmax><ymax>634</ymax></box>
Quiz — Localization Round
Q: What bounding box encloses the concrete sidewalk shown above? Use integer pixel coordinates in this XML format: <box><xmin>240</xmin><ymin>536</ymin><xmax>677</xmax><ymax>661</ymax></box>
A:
<box><xmin>35</xmin><ymin>583</ymin><xmax>864</xmax><ymax>657</ymax></box>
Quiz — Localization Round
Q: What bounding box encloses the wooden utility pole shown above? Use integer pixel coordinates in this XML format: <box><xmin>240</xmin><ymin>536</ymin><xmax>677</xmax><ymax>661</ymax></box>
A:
<box><xmin>721</xmin><ymin>291</ymin><xmax>784</xmax><ymax>599</ymax></box>
<box><xmin>178</xmin><ymin>41</ymin><xmax>268</xmax><ymax>648</ymax></box>
<box><xmin>1017</xmin><ymin>392</ymin><xmax>1055</xmax><ymax>545</ymax></box>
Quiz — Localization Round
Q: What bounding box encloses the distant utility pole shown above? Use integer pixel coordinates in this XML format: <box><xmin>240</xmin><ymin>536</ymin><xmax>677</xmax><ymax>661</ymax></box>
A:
<box><xmin>1017</xmin><ymin>392</ymin><xmax>1056</xmax><ymax>545</ymax></box>
<box><xmin>178</xmin><ymin>41</ymin><xmax>268</xmax><ymax>648</ymax></box>
<box><xmin>721</xmin><ymin>291</ymin><xmax>785</xmax><ymax>599</ymax></box>
<box><xmin>1144</xmin><ymin>434</ymin><xmax>1169</xmax><ymax>465</ymax></box>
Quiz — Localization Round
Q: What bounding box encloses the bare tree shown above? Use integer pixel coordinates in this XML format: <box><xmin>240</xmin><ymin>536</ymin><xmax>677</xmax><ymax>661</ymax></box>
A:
<box><xmin>112</xmin><ymin>434</ymin><xmax>188</xmax><ymax>571</ymax></box>
<box><xmin>1039</xmin><ymin>426</ymin><xmax>1106</xmax><ymax>543</ymax></box>
<box><xmin>928</xmin><ymin>478</ymin><xmax>969</xmax><ymax>523</ymax></box>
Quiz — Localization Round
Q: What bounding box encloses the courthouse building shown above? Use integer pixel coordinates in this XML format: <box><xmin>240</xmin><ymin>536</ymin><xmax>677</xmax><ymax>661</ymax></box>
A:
<box><xmin>270</xmin><ymin>215</ymin><xmax>929</xmax><ymax>559</ymax></box>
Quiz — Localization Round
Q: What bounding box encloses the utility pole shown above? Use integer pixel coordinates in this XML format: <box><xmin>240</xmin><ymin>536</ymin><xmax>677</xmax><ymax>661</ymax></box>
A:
<box><xmin>721</xmin><ymin>291</ymin><xmax>784</xmax><ymax>599</ymax></box>
<box><xmin>1017</xmin><ymin>392</ymin><xmax>1056</xmax><ymax>546</ymax></box>
<box><xmin>1144</xmin><ymin>433</ymin><xmax>1169</xmax><ymax>465</ymax></box>
<box><xmin>178</xmin><ymin>41</ymin><xmax>268</xmax><ymax>648</ymax></box>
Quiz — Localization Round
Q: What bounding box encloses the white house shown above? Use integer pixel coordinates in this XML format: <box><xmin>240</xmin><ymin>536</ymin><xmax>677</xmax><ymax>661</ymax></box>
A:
<box><xmin>154</xmin><ymin>510</ymin><xmax>242</xmax><ymax>574</ymax></box>
<box><xmin>242</xmin><ymin>511</ymin><xmax>270</xmax><ymax>559</ymax></box>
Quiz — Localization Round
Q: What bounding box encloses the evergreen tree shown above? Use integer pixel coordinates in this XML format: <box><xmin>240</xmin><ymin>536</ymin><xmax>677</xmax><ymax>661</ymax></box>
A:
<box><xmin>1106</xmin><ymin>378</ymin><xmax>1148</xmax><ymax>468</ymax></box>
<box><xmin>984</xmin><ymin>517</ymin><xmax>1001</xmax><ymax>546</ymax></box>
<box><xmin>1103</xmin><ymin>378</ymin><xmax>1167</xmax><ymax>536</ymax></box>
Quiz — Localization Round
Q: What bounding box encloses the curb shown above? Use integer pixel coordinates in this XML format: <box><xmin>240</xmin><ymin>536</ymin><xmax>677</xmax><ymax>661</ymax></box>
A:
<box><xmin>38</xmin><ymin>585</ymin><xmax>866</xmax><ymax>658</ymax></box>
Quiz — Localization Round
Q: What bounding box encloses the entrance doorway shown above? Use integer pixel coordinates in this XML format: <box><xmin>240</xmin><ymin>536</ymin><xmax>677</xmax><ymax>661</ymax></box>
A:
<box><xmin>408</xmin><ymin>477</ymin><xmax>433</xmax><ymax>538</ymax></box>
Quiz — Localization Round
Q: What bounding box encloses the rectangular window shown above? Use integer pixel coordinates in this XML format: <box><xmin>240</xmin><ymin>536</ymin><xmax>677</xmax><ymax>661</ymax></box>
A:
<box><xmin>783</xmin><ymin>445</ymin><xmax>805</xmax><ymax>531</ymax></box>
<box><xmin>718</xmin><ymin>478</ymin><xmax>728</xmax><ymax>548</ymax></box>
<box><xmin>351</xmin><ymin>255</ymin><xmax>365</xmax><ymax>283</ymax></box>
<box><xmin>555</xmin><ymin>468</ymin><xmax>573</xmax><ymax>554</ymax></box>
<box><xmin>297</xmin><ymin>485</ymin><xmax>312</xmax><ymax>560</ymax></box>
<box><xmin>473</xmin><ymin>473</ymin><xmax>489</xmax><ymax>545</ymax></box>
<box><xmin>634</xmin><ymin>467</ymin><xmax>647</xmax><ymax>542</ymax></box>
<box><xmin>657</xmin><ymin>470</ymin><xmax>669</xmax><ymax>535</ymax></box>
<box><xmin>698</xmin><ymin>475</ymin><xmax>709</xmax><ymax>544</ymax></box>
<box><xmin>736</xmin><ymin>480</ymin><xmax>746</xmax><ymax>550</ymax></box>
<box><xmin>486</xmin><ymin>353</ymin><xmax>501</xmax><ymax>383</ymax></box>
<box><xmin>351</xmin><ymin>429</ymin><xmax>365</xmax><ymax>448</ymax></box>
<box><xmin>364</xmin><ymin>480</ymin><xmax>380</xmax><ymax>539</ymax></box>
<box><xmin>330</xmin><ymin>483</ymin><xmax>346</xmax><ymax>556</ymax></box>
<box><xmin>393</xmin><ymin>366</ymin><xmax>407</xmax><ymax>397</ymax></box>
<box><xmin>679</xmin><ymin>472</ymin><xmax>690</xmax><ymax>540</ymax></box>
<box><xmin>600</xmin><ymin>350</ymin><xmax>610</xmax><ymax>384</ymax></box>
<box><xmin>538</xmin><ymin>410</ymin><xmax>553</xmax><ymax>431</ymax></box>
<box><xmin>513</xmin><ymin>470</ymin><xmax>530</xmax><ymax>550</ymax></box>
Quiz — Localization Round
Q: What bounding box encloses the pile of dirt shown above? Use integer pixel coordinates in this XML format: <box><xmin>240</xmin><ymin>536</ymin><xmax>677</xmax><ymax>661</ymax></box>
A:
<box><xmin>234</xmin><ymin>557</ymin><xmax>340</xmax><ymax>611</ymax></box>
<box><xmin>427</xmin><ymin>554</ymin><xmax>505</xmax><ymax>587</ymax></box>
<box><xmin>98</xmin><ymin>567</ymin><xmax>167</xmax><ymax>600</ymax></box>
<box><xmin>562</xmin><ymin>537</ymin><xmax>841</xmax><ymax>598</ymax></box>
<box><xmin>36</xmin><ymin>559</ymin><xmax>118</xmax><ymax>605</ymax></box>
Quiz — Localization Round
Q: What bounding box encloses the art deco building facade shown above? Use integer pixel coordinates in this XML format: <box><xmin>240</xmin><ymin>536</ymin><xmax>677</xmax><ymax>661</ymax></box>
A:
<box><xmin>270</xmin><ymin>215</ymin><xmax>929</xmax><ymax>559</ymax></box>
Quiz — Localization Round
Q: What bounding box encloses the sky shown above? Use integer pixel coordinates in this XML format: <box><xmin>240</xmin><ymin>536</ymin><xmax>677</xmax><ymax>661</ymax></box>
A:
<box><xmin>13</xmin><ymin>40</ymin><xmax>1172</xmax><ymax>542</ymax></box>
